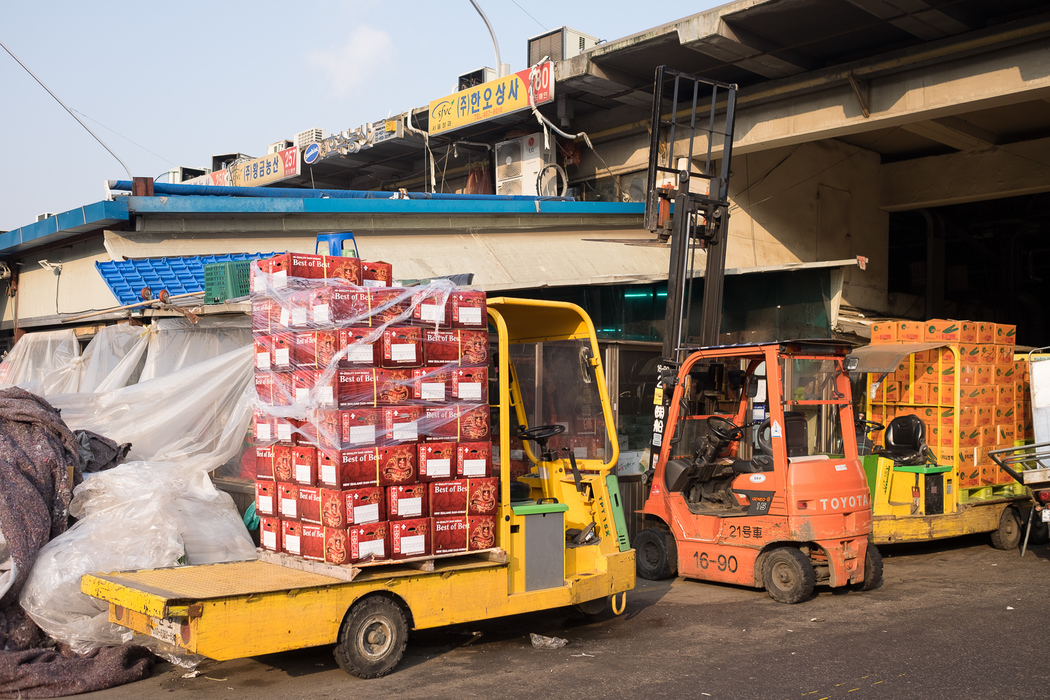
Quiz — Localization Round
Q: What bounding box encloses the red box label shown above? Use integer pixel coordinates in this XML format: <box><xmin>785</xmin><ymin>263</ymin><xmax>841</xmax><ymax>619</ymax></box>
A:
<box><xmin>387</xmin><ymin>483</ymin><xmax>430</xmax><ymax>521</ymax></box>
<box><xmin>390</xmin><ymin>517</ymin><xmax>431</xmax><ymax>560</ymax></box>
<box><xmin>298</xmin><ymin>486</ymin><xmax>321</xmax><ymax>524</ymax></box>
<box><xmin>418</xmin><ymin>442</ymin><xmax>456</xmax><ymax>482</ymax></box>
<box><xmin>260</xmin><ymin>516</ymin><xmax>282</xmax><ymax>552</ymax></box>
<box><xmin>349</xmin><ymin>521</ymin><xmax>389</xmax><ymax>562</ymax></box>
<box><xmin>457</xmin><ymin>442</ymin><xmax>493</xmax><ymax>478</ymax></box>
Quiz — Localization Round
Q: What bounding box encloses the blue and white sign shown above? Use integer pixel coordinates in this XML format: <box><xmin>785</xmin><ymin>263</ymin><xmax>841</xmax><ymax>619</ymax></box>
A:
<box><xmin>303</xmin><ymin>142</ymin><xmax>320</xmax><ymax>165</ymax></box>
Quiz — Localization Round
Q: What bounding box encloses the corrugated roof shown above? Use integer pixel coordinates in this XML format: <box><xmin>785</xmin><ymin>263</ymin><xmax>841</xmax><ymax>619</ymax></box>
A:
<box><xmin>96</xmin><ymin>253</ymin><xmax>279</xmax><ymax>305</ymax></box>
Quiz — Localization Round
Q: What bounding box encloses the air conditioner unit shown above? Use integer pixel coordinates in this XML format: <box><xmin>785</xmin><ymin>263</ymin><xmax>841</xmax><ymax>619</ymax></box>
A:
<box><xmin>36</xmin><ymin>212</ymin><xmax>57</xmax><ymax>222</ymax></box>
<box><xmin>166</xmin><ymin>166</ymin><xmax>210</xmax><ymax>183</ymax></box>
<box><xmin>457</xmin><ymin>66</ymin><xmax>496</xmax><ymax>92</ymax></box>
<box><xmin>295</xmin><ymin>128</ymin><xmax>326</xmax><ymax>149</ymax></box>
<box><xmin>528</xmin><ymin>27</ymin><xmax>599</xmax><ymax>65</ymax></box>
<box><xmin>494</xmin><ymin>133</ymin><xmax>552</xmax><ymax>197</ymax></box>
<box><xmin>211</xmin><ymin>153</ymin><xmax>252</xmax><ymax>172</ymax></box>
<box><xmin>268</xmin><ymin>140</ymin><xmax>294</xmax><ymax>155</ymax></box>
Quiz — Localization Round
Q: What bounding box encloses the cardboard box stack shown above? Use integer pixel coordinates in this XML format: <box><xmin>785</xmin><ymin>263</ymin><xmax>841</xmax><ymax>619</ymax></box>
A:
<box><xmin>251</xmin><ymin>252</ymin><xmax>498</xmax><ymax>565</ymax></box>
<box><xmin>868</xmin><ymin>319</ymin><xmax>1027</xmax><ymax>488</ymax></box>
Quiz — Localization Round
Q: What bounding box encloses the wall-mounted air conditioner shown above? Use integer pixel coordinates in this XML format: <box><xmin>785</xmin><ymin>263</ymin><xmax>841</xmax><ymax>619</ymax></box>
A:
<box><xmin>528</xmin><ymin>27</ymin><xmax>599</xmax><ymax>65</ymax></box>
<box><xmin>166</xmin><ymin>166</ymin><xmax>210</xmax><ymax>183</ymax></box>
<box><xmin>494</xmin><ymin>133</ymin><xmax>553</xmax><ymax>197</ymax></box>
<box><xmin>268</xmin><ymin>140</ymin><xmax>294</xmax><ymax>155</ymax></box>
<box><xmin>295</xmin><ymin>128</ymin><xmax>326</xmax><ymax>149</ymax></box>
<box><xmin>457</xmin><ymin>67</ymin><xmax>496</xmax><ymax>92</ymax></box>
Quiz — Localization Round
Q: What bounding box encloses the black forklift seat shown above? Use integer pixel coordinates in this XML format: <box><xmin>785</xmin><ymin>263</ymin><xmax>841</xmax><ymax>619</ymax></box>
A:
<box><xmin>880</xmin><ymin>414</ymin><xmax>931</xmax><ymax>466</ymax></box>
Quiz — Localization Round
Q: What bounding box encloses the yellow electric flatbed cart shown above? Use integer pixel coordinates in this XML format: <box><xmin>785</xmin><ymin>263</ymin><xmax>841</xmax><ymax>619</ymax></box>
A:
<box><xmin>850</xmin><ymin>341</ymin><xmax>1029</xmax><ymax>547</ymax></box>
<box><xmin>82</xmin><ymin>298</ymin><xmax>635</xmax><ymax>678</ymax></box>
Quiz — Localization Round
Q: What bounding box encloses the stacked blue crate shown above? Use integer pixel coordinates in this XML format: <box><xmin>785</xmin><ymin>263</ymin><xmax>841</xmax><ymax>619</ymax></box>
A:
<box><xmin>95</xmin><ymin>252</ymin><xmax>281</xmax><ymax>306</ymax></box>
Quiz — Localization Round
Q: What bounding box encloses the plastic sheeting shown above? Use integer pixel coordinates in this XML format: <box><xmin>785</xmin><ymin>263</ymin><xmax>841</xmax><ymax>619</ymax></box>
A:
<box><xmin>0</xmin><ymin>330</ymin><xmax>81</xmax><ymax>395</ymax></box>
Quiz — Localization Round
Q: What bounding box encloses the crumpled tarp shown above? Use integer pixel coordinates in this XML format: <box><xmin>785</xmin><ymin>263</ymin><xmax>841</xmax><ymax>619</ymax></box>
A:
<box><xmin>0</xmin><ymin>387</ymin><xmax>150</xmax><ymax>697</ymax></box>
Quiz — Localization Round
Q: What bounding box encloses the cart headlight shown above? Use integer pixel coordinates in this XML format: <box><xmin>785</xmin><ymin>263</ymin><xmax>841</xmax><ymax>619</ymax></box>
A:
<box><xmin>844</xmin><ymin>356</ymin><xmax>859</xmax><ymax>372</ymax></box>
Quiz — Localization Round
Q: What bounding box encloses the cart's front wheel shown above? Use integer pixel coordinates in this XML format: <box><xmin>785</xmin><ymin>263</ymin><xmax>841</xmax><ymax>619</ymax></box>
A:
<box><xmin>990</xmin><ymin>506</ymin><xmax>1022</xmax><ymax>550</ymax></box>
<box><xmin>334</xmin><ymin>595</ymin><xmax>408</xmax><ymax>679</ymax></box>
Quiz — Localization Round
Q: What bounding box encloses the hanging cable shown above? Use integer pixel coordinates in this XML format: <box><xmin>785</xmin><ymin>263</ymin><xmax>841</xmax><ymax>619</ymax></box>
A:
<box><xmin>1</xmin><ymin>39</ymin><xmax>132</xmax><ymax>179</ymax></box>
<box><xmin>526</xmin><ymin>56</ymin><xmax>625</xmax><ymax>200</ymax></box>
<box><xmin>403</xmin><ymin>110</ymin><xmax>436</xmax><ymax>193</ymax></box>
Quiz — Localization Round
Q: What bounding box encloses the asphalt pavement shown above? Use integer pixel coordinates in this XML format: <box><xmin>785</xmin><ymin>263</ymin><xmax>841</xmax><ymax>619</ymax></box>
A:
<box><xmin>79</xmin><ymin>534</ymin><xmax>1050</xmax><ymax>700</ymax></box>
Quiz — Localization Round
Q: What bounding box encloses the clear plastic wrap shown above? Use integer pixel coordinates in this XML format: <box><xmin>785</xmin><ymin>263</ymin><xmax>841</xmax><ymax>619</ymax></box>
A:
<box><xmin>249</xmin><ymin>270</ymin><xmax>490</xmax><ymax>454</ymax></box>
<box><xmin>20</xmin><ymin>459</ymin><xmax>256</xmax><ymax>657</ymax></box>
<box><xmin>138</xmin><ymin>316</ymin><xmax>253</xmax><ymax>383</ymax></box>
<box><xmin>0</xmin><ymin>329</ymin><xmax>81</xmax><ymax>394</ymax></box>
<box><xmin>77</xmin><ymin>323</ymin><xmax>149</xmax><ymax>393</ymax></box>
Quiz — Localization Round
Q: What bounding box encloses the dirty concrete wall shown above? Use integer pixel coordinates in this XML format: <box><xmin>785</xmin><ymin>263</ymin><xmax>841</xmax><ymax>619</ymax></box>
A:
<box><xmin>726</xmin><ymin>140</ymin><xmax>887</xmax><ymax>311</ymax></box>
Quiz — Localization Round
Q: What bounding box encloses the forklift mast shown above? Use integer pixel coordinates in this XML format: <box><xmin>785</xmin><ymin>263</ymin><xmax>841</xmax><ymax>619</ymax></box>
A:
<box><xmin>643</xmin><ymin>67</ymin><xmax>738</xmax><ymax>360</ymax></box>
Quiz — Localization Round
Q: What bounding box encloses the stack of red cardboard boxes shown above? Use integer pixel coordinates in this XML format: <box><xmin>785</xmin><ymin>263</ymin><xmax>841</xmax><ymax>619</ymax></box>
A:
<box><xmin>250</xmin><ymin>252</ymin><xmax>498</xmax><ymax>566</ymax></box>
<box><xmin>868</xmin><ymin>318</ymin><xmax>1029</xmax><ymax>486</ymax></box>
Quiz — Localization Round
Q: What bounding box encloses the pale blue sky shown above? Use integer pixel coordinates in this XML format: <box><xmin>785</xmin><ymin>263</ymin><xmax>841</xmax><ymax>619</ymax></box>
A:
<box><xmin>1</xmin><ymin>1</ymin><xmax>721</xmax><ymax>231</ymax></box>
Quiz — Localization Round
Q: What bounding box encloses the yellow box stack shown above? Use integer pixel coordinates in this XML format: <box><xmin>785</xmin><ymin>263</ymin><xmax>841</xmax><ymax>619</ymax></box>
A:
<box><xmin>868</xmin><ymin>318</ymin><xmax>1024</xmax><ymax>491</ymax></box>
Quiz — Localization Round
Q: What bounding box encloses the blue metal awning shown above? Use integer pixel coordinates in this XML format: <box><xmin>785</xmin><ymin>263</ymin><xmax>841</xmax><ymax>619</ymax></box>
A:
<box><xmin>96</xmin><ymin>252</ymin><xmax>279</xmax><ymax>306</ymax></box>
<box><xmin>0</xmin><ymin>200</ymin><xmax>129</xmax><ymax>254</ymax></box>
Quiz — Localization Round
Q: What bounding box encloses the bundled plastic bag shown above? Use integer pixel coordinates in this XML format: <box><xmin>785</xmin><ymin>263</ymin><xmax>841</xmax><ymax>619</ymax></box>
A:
<box><xmin>20</xmin><ymin>459</ymin><xmax>257</xmax><ymax>656</ymax></box>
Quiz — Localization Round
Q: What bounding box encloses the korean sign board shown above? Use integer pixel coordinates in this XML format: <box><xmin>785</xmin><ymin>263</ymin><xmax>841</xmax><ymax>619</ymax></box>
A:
<box><xmin>302</xmin><ymin>119</ymin><xmax>405</xmax><ymax>166</ymax></box>
<box><xmin>428</xmin><ymin>62</ymin><xmax>555</xmax><ymax>136</ymax></box>
<box><xmin>183</xmin><ymin>147</ymin><xmax>300</xmax><ymax>188</ymax></box>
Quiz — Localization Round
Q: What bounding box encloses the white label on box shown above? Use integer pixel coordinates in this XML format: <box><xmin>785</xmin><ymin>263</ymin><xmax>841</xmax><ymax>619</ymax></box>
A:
<box><xmin>574</xmin><ymin>447</ymin><xmax>588</xmax><ymax>459</ymax></box>
<box><xmin>296</xmin><ymin>387</ymin><xmax>310</xmax><ymax>403</ymax></box>
<box><xmin>295</xmin><ymin>464</ymin><xmax>312</xmax><ymax>482</ymax></box>
<box><xmin>272</xmin><ymin>270</ymin><xmax>288</xmax><ymax>288</ymax></box>
<box><xmin>347</xmin><ymin>344</ymin><xmax>373</xmax><ymax>363</ymax></box>
<box><xmin>459</xmin><ymin>306</ymin><xmax>483</xmax><ymax>325</ymax></box>
<box><xmin>256</xmin><ymin>351</ymin><xmax>271</xmax><ymax>371</ymax></box>
<box><xmin>292</xmin><ymin>307</ymin><xmax>308</xmax><ymax>326</ymax></box>
<box><xmin>421</xmin><ymin>382</ymin><xmax>445</xmax><ymax>400</ymax></box>
<box><xmin>281</xmin><ymin>498</ymin><xmax>297</xmax><ymax>518</ymax></box>
<box><xmin>274</xmin><ymin>348</ymin><xmax>290</xmax><ymax>367</ymax></box>
<box><xmin>256</xmin><ymin>422</ymin><xmax>272</xmax><ymax>441</ymax></box>
<box><xmin>457</xmin><ymin>382</ymin><xmax>482</xmax><ymax>400</ymax></box>
<box><xmin>277</xmin><ymin>422</ymin><xmax>292</xmax><ymax>441</ymax></box>
<box><xmin>279</xmin><ymin>308</ymin><xmax>291</xmax><ymax>327</ymax></box>
<box><xmin>320</xmin><ymin>385</ymin><xmax>334</xmax><ymax>406</ymax></box>
<box><xmin>313</xmin><ymin>304</ymin><xmax>331</xmax><ymax>325</ymax></box>
<box><xmin>359</xmin><ymin>538</ymin><xmax>385</xmax><ymax>558</ymax></box>
<box><xmin>421</xmin><ymin>303</ymin><xmax>444</xmax><ymax>322</ymax></box>
<box><xmin>258</xmin><ymin>495</ymin><xmax>273</xmax><ymax>514</ymax></box>
<box><xmin>391</xmin><ymin>343</ymin><xmax>416</xmax><ymax>362</ymax></box>
<box><xmin>398</xmin><ymin>497</ymin><xmax>422</xmax><ymax>517</ymax></box>
<box><xmin>426</xmin><ymin>458</ymin><xmax>451</xmax><ymax>478</ymax></box>
<box><xmin>400</xmin><ymin>534</ymin><xmax>425</xmax><ymax>555</ymax></box>
<box><xmin>349</xmin><ymin>425</ymin><xmax>376</xmax><ymax>444</ymax></box>
<box><xmin>321</xmin><ymin>464</ymin><xmax>336</xmax><ymax>484</ymax></box>
<box><xmin>392</xmin><ymin>420</ymin><xmax>418</xmax><ymax>442</ymax></box>
<box><xmin>463</xmin><ymin>458</ymin><xmax>486</xmax><ymax>476</ymax></box>
<box><xmin>285</xmin><ymin>533</ymin><xmax>300</xmax><ymax>554</ymax></box>
<box><xmin>262</xmin><ymin>529</ymin><xmax>276</xmax><ymax>549</ymax></box>
<box><xmin>354</xmin><ymin>502</ymin><xmax>380</xmax><ymax>523</ymax></box>
<box><xmin>363</xmin><ymin>279</ymin><xmax>385</xmax><ymax>288</ymax></box>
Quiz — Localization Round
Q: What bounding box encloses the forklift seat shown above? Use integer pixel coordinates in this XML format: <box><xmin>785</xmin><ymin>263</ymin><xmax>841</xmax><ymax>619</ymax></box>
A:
<box><xmin>881</xmin><ymin>414</ymin><xmax>931</xmax><ymax>466</ymax></box>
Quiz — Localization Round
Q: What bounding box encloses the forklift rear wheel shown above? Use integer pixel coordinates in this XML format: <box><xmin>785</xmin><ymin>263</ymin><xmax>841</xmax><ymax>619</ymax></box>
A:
<box><xmin>857</xmin><ymin>544</ymin><xmax>883</xmax><ymax>592</ymax></box>
<box><xmin>634</xmin><ymin>527</ymin><xmax>677</xmax><ymax>580</ymax></box>
<box><xmin>762</xmin><ymin>548</ymin><xmax>815</xmax><ymax>604</ymax></box>
<box><xmin>990</xmin><ymin>507</ymin><xmax>1022</xmax><ymax>550</ymax></box>
<box><xmin>334</xmin><ymin>595</ymin><xmax>408</xmax><ymax>679</ymax></box>
<box><xmin>573</xmin><ymin>596</ymin><xmax>608</xmax><ymax>617</ymax></box>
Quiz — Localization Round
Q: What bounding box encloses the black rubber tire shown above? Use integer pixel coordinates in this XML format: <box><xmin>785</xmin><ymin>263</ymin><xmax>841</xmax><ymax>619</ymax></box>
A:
<box><xmin>573</xmin><ymin>596</ymin><xmax>608</xmax><ymax>617</ymax></box>
<box><xmin>333</xmin><ymin>596</ymin><xmax>408</xmax><ymax>679</ymax></box>
<box><xmin>634</xmin><ymin>527</ymin><xmax>678</xmax><ymax>580</ymax></box>
<box><xmin>990</xmin><ymin>507</ymin><xmax>1023</xmax><ymax>550</ymax></box>
<box><xmin>858</xmin><ymin>543</ymin><xmax>883</xmax><ymax>592</ymax></box>
<box><xmin>762</xmin><ymin>547</ymin><xmax>816</xmax><ymax>604</ymax></box>
<box><xmin>1027</xmin><ymin>516</ymin><xmax>1050</xmax><ymax>545</ymax></box>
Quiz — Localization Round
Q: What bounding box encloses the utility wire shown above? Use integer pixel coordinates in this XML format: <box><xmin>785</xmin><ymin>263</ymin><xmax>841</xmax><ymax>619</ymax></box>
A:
<box><xmin>0</xmin><ymin>38</ymin><xmax>133</xmax><ymax>179</ymax></box>
<box><xmin>71</xmin><ymin>108</ymin><xmax>177</xmax><ymax>167</ymax></box>
<box><xmin>508</xmin><ymin>0</ymin><xmax>546</xmax><ymax>30</ymax></box>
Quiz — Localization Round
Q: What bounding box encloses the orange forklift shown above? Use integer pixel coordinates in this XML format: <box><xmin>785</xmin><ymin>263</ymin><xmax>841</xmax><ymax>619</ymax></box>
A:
<box><xmin>632</xmin><ymin>68</ymin><xmax>880</xmax><ymax>602</ymax></box>
<box><xmin>635</xmin><ymin>342</ymin><xmax>881</xmax><ymax>602</ymax></box>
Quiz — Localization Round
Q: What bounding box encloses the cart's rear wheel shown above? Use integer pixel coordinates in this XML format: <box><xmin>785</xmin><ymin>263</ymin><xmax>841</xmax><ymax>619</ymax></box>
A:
<box><xmin>334</xmin><ymin>595</ymin><xmax>408</xmax><ymax>679</ymax></box>
<box><xmin>990</xmin><ymin>506</ymin><xmax>1022</xmax><ymax>550</ymax></box>
<box><xmin>634</xmin><ymin>527</ymin><xmax>677</xmax><ymax>580</ymax></box>
<box><xmin>762</xmin><ymin>547</ymin><xmax>815</xmax><ymax>604</ymax></box>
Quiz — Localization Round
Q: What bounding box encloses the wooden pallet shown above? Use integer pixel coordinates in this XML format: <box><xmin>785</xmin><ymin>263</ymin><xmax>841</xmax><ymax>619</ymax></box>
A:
<box><xmin>257</xmin><ymin>547</ymin><xmax>507</xmax><ymax>583</ymax></box>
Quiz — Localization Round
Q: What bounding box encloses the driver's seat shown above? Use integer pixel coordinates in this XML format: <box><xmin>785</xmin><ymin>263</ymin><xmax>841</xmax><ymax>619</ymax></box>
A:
<box><xmin>880</xmin><ymin>414</ymin><xmax>932</xmax><ymax>466</ymax></box>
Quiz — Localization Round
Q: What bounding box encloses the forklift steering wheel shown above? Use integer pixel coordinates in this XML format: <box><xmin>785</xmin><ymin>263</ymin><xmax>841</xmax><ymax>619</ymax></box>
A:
<box><xmin>518</xmin><ymin>424</ymin><xmax>566</xmax><ymax>442</ymax></box>
<box><xmin>707</xmin><ymin>416</ymin><xmax>744</xmax><ymax>442</ymax></box>
<box><xmin>858</xmin><ymin>419</ymin><xmax>884</xmax><ymax>434</ymax></box>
